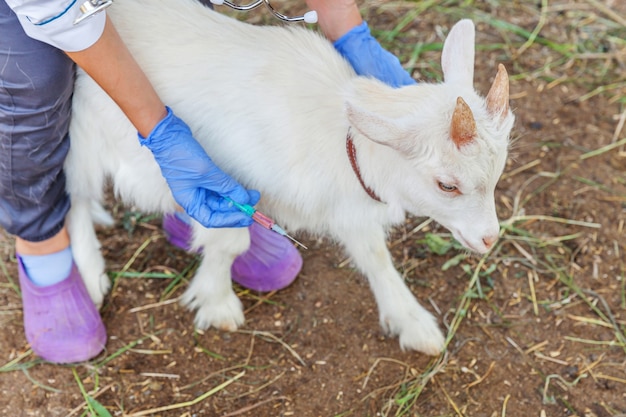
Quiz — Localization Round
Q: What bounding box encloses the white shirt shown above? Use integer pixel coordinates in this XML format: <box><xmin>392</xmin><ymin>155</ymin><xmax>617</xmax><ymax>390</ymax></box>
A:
<box><xmin>6</xmin><ymin>0</ymin><xmax>106</xmax><ymax>52</ymax></box>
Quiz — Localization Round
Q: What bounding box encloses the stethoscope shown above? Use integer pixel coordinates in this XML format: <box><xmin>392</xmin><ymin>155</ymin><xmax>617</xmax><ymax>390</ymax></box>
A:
<box><xmin>74</xmin><ymin>0</ymin><xmax>318</xmax><ymax>25</ymax></box>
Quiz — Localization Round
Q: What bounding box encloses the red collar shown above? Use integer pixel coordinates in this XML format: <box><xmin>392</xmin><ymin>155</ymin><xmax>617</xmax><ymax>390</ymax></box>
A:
<box><xmin>346</xmin><ymin>132</ymin><xmax>383</xmax><ymax>203</ymax></box>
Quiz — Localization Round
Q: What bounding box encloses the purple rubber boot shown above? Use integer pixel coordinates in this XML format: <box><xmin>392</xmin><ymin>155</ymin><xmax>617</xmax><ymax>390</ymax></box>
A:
<box><xmin>162</xmin><ymin>214</ymin><xmax>302</xmax><ymax>292</ymax></box>
<box><xmin>18</xmin><ymin>258</ymin><xmax>107</xmax><ymax>363</ymax></box>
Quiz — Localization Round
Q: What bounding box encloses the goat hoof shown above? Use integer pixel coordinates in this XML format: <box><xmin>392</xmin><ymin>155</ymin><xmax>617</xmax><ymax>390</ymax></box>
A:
<box><xmin>398</xmin><ymin>316</ymin><xmax>445</xmax><ymax>356</ymax></box>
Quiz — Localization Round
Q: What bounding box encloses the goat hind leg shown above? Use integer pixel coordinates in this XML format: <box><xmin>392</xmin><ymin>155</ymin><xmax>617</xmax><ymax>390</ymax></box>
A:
<box><xmin>66</xmin><ymin>198</ymin><xmax>110</xmax><ymax>307</ymax></box>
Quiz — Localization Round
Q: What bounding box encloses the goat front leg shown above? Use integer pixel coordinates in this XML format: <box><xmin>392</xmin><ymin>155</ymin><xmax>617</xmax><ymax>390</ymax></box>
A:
<box><xmin>340</xmin><ymin>228</ymin><xmax>445</xmax><ymax>355</ymax></box>
<box><xmin>180</xmin><ymin>225</ymin><xmax>249</xmax><ymax>332</ymax></box>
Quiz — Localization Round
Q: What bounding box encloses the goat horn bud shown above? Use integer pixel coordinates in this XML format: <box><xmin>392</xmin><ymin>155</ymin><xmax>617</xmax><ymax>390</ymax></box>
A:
<box><xmin>450</xmin><ymin>97</ymin><xmax>477</xmax><ymax>148</ymax></box>
<box><xmin>486</xmin><ymin>64</ymin><xmax>510</xmax><ymax>122</ymax></box>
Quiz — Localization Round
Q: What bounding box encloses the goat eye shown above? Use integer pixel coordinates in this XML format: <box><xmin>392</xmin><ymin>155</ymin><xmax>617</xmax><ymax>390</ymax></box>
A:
<box><xmin>438</xmin><ymin>182</ymin><xmax>458</xmax><ymax>193</ymax></box>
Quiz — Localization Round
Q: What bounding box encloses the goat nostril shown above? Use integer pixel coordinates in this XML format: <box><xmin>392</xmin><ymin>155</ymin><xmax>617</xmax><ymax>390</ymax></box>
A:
<box><xmin>482</xmin><ymin>235</ymin><xmax>497</xmax><ymax>248</ymax></box>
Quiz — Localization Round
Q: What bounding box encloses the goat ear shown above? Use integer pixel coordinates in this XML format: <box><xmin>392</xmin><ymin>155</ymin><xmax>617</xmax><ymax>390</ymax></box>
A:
<box><xmin>346</xmin><ymin>102</ymin><xmax>413</xmax><ymax>155</ymax></box>
<box><xmin>450</xmin><ymin>97</ymin><xmax>477</xmax><ymax>148</ymax></box>
<box><xmin>441</xmin><ymin>19</ymin><xmax>475</xmax><ymax>87</ymax></box>
<box><xmin>486</xmin><ymin>64</ymin><xmax>510</xmax><ymax>123</ymax></box>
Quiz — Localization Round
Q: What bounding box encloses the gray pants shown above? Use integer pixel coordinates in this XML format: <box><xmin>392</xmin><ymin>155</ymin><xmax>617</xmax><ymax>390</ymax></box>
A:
<box><xmin>0</xmin><ymin>0</ymin><xmax>74</xmax><ymax>242</ymax></box>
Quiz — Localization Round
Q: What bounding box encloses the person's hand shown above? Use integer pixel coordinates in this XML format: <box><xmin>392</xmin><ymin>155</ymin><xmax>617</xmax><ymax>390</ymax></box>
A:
<box><xmin>139</xmin><ymin>107</ymin><xmax>260</xmax><ymax>228</ymax></box>
<box><xmin>334</xmin><ymin>21</ymin><xmax>416</xmax><ymax>88</ymax></box>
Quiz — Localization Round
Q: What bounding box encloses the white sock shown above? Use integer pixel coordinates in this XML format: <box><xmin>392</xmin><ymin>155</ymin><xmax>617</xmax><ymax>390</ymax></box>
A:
<box><xmin>19</xmin><ymin>247</ymin><xmax>73</xmax><ymax>287</ymax></box>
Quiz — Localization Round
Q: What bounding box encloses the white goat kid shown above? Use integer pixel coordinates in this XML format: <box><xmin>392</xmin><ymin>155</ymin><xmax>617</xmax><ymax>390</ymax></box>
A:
<box><xmin>65</xmin><ymin>0</ymin><xmax>514</xmax><ymax>356</ymax></box>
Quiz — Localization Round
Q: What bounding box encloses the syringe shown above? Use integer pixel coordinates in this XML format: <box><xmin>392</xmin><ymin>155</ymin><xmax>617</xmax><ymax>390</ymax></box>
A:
<box><xmin>226</xmin><ymin>197</ymin><xmax>308</xmax><ymax>250</ymax></box>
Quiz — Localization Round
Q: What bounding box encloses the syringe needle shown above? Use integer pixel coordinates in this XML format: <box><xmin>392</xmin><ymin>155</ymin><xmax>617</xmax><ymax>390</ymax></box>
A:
<box><xmin>226</xmin><ymin>197</ymin><xmax>307</xmax><ymax>250</ymax></box>
<box><xmin>271</xmin><ymin>224</ymin><xmax>308</xmax><ymax>250</ymax></box>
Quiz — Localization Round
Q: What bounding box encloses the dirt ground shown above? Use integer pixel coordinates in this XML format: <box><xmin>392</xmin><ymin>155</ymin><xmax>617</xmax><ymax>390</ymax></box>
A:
<box><xmin>1</xmin><ymin>1</ymin><xmax>625</xmax><ymax>416</ymax></box>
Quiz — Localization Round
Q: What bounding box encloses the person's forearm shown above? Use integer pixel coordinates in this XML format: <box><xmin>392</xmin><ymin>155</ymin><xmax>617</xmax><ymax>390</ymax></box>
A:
<box><xmin>65</xmin><ymin>16</ymin><xmax>166</xmax><ymax>137</ymax></box>
<box><xmin>305</xmin><ymin>0</ymin><xmax>362</xmax><ymax>41</ymax></box>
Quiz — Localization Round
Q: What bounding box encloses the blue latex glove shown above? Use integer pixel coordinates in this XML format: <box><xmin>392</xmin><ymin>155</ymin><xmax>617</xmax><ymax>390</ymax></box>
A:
<box><xmin>139</xmin><ymin>107</ymin><xmax>260</xmax><ymax>228</ymax></box>
<box><xmin>334</xmin><ymin>21</ymin><xmax>416</xmax><ymax>88</ymax></box>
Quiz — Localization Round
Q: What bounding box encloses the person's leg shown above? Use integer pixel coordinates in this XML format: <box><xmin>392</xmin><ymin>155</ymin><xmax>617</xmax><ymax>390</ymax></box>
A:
<box><xmin>0</xmin><ymin>1</ymin><xmax>106</xmax><ymax>363</ymax></box>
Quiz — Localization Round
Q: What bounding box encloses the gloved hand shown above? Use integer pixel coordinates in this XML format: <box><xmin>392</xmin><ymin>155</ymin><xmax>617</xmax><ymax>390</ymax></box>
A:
<box><xmin>139</xmin><ymin>107</ymin><xmax>260</xmax><ymax>228</ymax></box>
<box><xmin>334</xmin><ymin>21</ymin><xmax>416</xmax><ymax>88</ymax></box>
